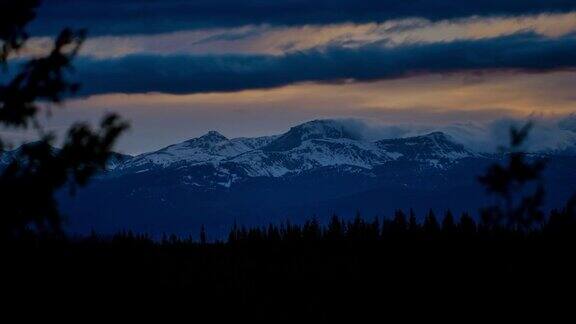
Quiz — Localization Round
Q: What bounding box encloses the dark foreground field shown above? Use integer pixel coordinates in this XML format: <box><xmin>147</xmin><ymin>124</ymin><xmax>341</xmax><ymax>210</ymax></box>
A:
<box><xmin>5</xmin><ymin>213</ymin><xmax>576</xmax><ymax>320</ymax></box>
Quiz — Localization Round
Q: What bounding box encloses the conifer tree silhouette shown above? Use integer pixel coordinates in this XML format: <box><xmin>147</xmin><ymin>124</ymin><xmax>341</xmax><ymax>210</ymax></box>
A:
<box><xmin>303</xmin><ymin>218</ymin><xmax>321</xmax><ymax>241</ymax></box>
<box><xmin>407</xmin><ymin>209</ymin><xmax>419</xmax><ymax>234</ymax></box>
<box><xmin>326</xmin><ymin>214</ymin><xmax>344</xmax><ymax>240</ymax></box>
<box><xmin>458</xmin><ymin>212</ymin><xmax>477</xmax><ymax>235</ymax></box>
<box><xmin>442</xmin><ymin>210</ymin><xmax>456</xmax><ymax>234</ymax></box>
<box><xmin>368</xmin><ymin>217</ymin><xmax>380</xmax><ymax>240</ymax></box>
<box><xmin>392</xmin><ymin>209</ymin><xmax>408</xmax><ymax>234</ymax></box>
<box><xmin>200</xmin><ymin>225</ymin><xmax>207</xmax><ymax>244</ymax></box>
<box><xmin>423</xmin><ymin>209</ymin><xmax>440</xmax><ymax>234</ymax></box>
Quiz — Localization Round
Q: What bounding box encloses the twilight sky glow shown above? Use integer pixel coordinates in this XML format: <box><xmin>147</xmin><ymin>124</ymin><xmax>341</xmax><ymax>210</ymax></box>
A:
<box><xmin>4</xmin><ymin>0</ymin><xmax>576</xmax><ymax>154</ymax></box>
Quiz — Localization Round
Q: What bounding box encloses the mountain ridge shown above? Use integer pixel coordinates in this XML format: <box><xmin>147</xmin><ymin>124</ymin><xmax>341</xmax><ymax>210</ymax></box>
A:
<box><xmin>6</xmin><ymin>119</ymin><xmax>566</xmax><ymax>236</ymax></box>
<box><xmin>108</xmin><ymin>120</ymin><xmax>482</xmax><ymax>182</ymax></box>
<box><xmin>4</xmin><ymin>119</ymin><xmax>575</xmax><ymax>185</ymax></box>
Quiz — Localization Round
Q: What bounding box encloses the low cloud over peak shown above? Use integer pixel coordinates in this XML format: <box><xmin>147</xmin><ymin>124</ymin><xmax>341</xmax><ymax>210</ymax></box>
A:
<box><xmin>304</xmin><ymin>116</ymin><xmax>576</xmax><ymax>153</ymax></box>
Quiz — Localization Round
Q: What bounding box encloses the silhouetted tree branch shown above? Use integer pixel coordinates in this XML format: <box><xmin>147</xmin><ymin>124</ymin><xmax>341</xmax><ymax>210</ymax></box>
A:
<box><xmin>478</xmin><ymin>122</ymin><xmax>546</xmax><ymax>230</ymax></box>
<box><xmin>0</xmin><ymin>0</ymin><xmax>40</xmax><ymax>64</ymax></box>
<box><xmin>0</xmin><ymin>0</ymin><xmax>128</xmax><ymax>238</ymax></box>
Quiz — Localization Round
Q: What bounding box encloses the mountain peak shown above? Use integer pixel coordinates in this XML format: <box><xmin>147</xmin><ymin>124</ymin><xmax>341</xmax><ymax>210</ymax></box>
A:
<box><xmin>425</xmin><ymin>131</ymin><xmax>446</xmax><ymax>137</ymax></box>
<box><xmin>263</xmin><ymin>119</ymin><xmax>360</xmax><ymax>151</ymax></box>
<box><xmin>422</xmin><ymin>131</ymin><xmax>451</xmax><ymax>141</ymax></box>
<box><xmin>119</xmin><ymin>130</ymin><xmax>241</xmax><ymax>168</ymax></box>
<box><xmin>199</xmin><ymin>131</ymin><xmax>228</xmax><ymax>142</ymax></box>
<box><xmin>298</xmin><ymin>120</ymin><xmax>358</xmax><ymax>137</ymax></box>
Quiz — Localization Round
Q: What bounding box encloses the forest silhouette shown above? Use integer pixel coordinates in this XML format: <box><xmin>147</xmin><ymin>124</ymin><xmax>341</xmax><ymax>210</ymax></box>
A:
<box><xmin>2</xmin><ymin>0</ymin><xmax>576</xmax><ymax>320</ymax></box>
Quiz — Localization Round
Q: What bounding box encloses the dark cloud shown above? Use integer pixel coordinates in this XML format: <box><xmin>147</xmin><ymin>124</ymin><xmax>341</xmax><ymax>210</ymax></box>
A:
<box><xmin>71</xmin><ymin>33</ymin><xmax>576</xmax><ymax>95</ymax></box>
<box><xmin>31</xmin><ymin>0</ymin><xmax>576</xmax><ymax>36</ymax></box>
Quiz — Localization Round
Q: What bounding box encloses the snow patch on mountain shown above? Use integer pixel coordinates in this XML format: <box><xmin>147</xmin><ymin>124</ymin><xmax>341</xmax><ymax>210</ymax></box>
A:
<box><xmin>228</xmin><ymin>137</ymin><xmax>394</xmax><ymax>177</ymax></box>
<box><xmin>377</xmin><ymin>132</ymin><xmax>475</xmax><ymax>164</ymax></box>
<box><xmin>230</xmin><ymin>135</ymin><xmax>280</xmax><ymax>150</ymax></box>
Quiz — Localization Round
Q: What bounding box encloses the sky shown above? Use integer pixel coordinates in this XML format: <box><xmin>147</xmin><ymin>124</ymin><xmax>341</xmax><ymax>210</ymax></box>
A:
<box><xmin>5</xmin><ymin>0</ymin><xmax>576</xmax><ymax>154</ymax></box>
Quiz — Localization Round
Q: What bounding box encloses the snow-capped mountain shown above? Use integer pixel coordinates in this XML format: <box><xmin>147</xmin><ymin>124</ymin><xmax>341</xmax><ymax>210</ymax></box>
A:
<box><xmin>222</xmin><ymin>120</ymin><xmax>395</xmax><ymax>177</ymax></box>
<box><xmin>112</xmin><ymin>120</ymin><xmax>478</xmax><ymax>181</ymax></box>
